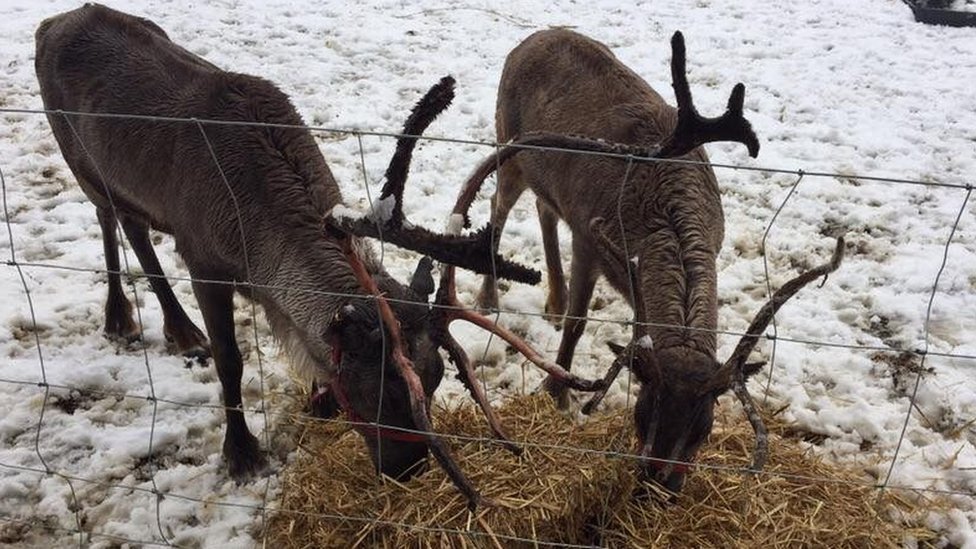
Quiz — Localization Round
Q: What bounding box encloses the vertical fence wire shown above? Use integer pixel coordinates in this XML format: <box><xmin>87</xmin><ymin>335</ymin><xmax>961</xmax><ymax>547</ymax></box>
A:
<box><xmin>195</xmin><ymin>118</ymin><xmax>274</xmax><ymax>538</ymax></box>
<box><xmin>61</xmin><ymin>111</ymin><xmax>174</xmax><ymax>546</ymax></box>
<box><xmin>758</xmin><ymin>170</ymin><xmax>804</xmax><ymax>405</ymax></box>
<box><xmin>615</xmin><ymin>157</ymin><xmax>637</xmax><ymax>413</ymax></box>
<box><xmin>479</xmin><ymin>142</ymin><xmax>503</xmax><ymax>409</ymax></box>
<box><xmin>880</xmin><ymin>185</ymin><xmax>973</xmax><ymax>492</ymax></box>
<box><xmin>353</xmin><ymin>131</ymin><xmax>387</xmax><ymax>545</ymax></box>
<box><xmin>1</xmin><ymin>161</ymin><xmax>85</xmax><ymax>547</ymax></box>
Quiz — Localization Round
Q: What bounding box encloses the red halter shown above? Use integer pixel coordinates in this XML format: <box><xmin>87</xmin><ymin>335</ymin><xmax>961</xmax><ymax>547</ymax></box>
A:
<box><xmin>320</xmin><ymin>343</ymin><xmax>428</xmax><ymax>443</ymax></box>
<box><xmin>637</xmin><ymin>440</ymin><xmax>695</xmax><ymax>474</ymax></box>
<box><xmin>645</xmin><ymin>458</ymin><xmax>694</xmax><ymax>474</ymax></box>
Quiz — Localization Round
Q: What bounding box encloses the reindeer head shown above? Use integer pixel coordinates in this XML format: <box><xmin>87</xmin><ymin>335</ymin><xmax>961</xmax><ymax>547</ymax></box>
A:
<box><xmin>325</xmin><ymin>257</ymin><xmax>442</xmax><ymax>480</ymax></box>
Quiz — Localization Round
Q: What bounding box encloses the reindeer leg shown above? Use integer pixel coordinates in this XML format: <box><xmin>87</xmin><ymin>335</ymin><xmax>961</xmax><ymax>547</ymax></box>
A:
<box><xmin>477</xmin><ymin>161</ymin><xmax>526</xmax><ymax>310</ymax></box>
<box><xmin>544</xmin><ymin>242</ymin><xmax>599</xmax><ymax>408</ymax></box>
<box><xmin>96</xmin><ymin>207</ymin><xmax>140</xmax><ymax>343</ymax></box>
<box><xmin>192</xmin><ymin>278</ymin><xmax>265</xmax><ymax>481</ymax></box>
<box><xmin>538</xmin><ymin>200</ymin><xmax>567</xmax><ymax>322</ymax></box>
<box><xmin>119</xmin><ymin>216</ymin><xmax>209</xmax><ymax>360</ymax></box>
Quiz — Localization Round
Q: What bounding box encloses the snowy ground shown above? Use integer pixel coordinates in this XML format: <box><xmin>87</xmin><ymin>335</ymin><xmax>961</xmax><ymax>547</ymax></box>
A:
<box><xmin>1</xmin><ymin>0</ymin><xmax>974</xmax><ymax>547</ymax></box>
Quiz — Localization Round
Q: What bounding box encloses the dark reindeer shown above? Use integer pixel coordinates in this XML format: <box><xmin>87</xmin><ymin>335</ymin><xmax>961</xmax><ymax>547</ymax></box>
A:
<box><xmin>34</xmin><ymin>4</ymin><xmax>603</xmax><ymax>509</ymax></box>
<box><xmin>452</xmin><ymin>29</ymin><xmax>843</xmax><ymax>493</ymax></box>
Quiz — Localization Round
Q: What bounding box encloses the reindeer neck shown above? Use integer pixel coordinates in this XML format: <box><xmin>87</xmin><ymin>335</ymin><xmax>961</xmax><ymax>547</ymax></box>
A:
<box><xmin>630</xmin><ymin>221</ymin><xmax>719</xmax><ymax>357</ymax></box>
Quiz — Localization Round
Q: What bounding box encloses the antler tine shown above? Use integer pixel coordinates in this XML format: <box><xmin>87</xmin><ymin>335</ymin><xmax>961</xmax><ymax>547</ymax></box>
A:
<box><xmin>337</xmin><ymin>235</ymin><xmax>488</xmax><ymax>510</ymax></box>
<box><xmin>658</xmin><ymin>31</ymin><xmax>760</xmax><ymax>159</ymax></box>
<box><xmin>379</xmin><ymin>75</ymin><xmax>456</xmax><ymax>229</ymax></box>
<box><xmin>430</xmin><ymin>267</ymin><xmax>522</xmax><ymax>456</ymax></box>
<box><xmin>724</xmin><ymin>236</ymin><xmax>845</xmax><ymax>372</ymax></box>
<box><xmin>581</xmin><ymin>355</ymin><xmax>627</xmax><ymax>415</ymax></box>
<box><xmin>732</xmin><ymin>375</ymin><xmax>768</xmax><ymax>472</ymax></box>
<box><xmin>327</xmin><ymin>76</ymin><xmax>541</xmax><ymax>284</ymax></box>
<box><xmin>433</xmin><ymin>263</ymin><xmax>606</xmax><ymax>392</ymax></box>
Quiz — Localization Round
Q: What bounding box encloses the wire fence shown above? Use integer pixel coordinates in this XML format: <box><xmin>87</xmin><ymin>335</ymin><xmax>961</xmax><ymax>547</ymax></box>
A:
<box><xmin>1</xmin><ymin>106</ymin><xmax>974</xmax><ymax>547</ymax></box>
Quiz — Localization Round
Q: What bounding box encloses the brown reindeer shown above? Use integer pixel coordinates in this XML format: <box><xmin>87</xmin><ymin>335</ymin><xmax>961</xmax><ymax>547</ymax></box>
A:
<box><xmin>452</xmin><ymin>29</ymin><xmax>843</xmax><ymax>493</ymax></box>
<box><xmin>34</xmin><ymin>4</ymin><xmax>602</xmax><ymax>509</ymax></box>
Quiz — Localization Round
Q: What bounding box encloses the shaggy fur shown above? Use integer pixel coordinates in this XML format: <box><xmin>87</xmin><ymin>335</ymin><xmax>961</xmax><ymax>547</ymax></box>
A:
<box><xmin>35</xmin><ymin>3</ymin><xmax>442</xmax><ymax>482</ymax></box>
<box><xmin>477</xmin><ymin>29</ymin><xmax>725</xmax><ymax>492</ymax></box>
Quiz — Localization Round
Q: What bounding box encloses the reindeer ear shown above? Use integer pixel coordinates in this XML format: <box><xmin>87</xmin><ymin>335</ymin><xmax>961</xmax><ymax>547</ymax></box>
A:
<box><xmin>698</xmin><ymin>364</ymin><xmax>732</xmax><ymax>397</ymax></box>
<box><xmin>410</xmin><ymin>256</ymin><xmax>436</xmax><ymax>298</ymax></box>
<box><xmin>607</xmin><ymin>341</ymin><xmax>627</xmax><ymax>356</ymax></box>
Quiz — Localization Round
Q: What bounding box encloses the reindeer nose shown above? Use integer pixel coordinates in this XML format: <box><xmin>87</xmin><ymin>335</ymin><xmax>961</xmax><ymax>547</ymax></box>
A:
<box><xmin>656</xmin><ymin>470</ymin><xmax>686</xmax><ymax>494</ymax></box>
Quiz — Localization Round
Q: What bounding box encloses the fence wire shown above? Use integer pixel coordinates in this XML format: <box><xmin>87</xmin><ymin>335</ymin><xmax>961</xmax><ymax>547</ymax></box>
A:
<box><xmin>1</xmin><ymin>107</ymin><xmax>974</xmax><ymax>547</ymax></box>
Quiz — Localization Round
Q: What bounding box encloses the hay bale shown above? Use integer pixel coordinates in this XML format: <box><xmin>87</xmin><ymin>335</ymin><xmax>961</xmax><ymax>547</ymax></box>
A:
<box><xmin>266</xmin><ymin>395</ymin><xmax>939</xmax><ymax>548</ymax></box>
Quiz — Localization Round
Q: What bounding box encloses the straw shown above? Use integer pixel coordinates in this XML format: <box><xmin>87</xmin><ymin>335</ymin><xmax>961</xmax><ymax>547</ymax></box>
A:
<box><xmin>265</xmin><ymin>394</ymin><xmax>940</xmax><ymax>548</ymax></box>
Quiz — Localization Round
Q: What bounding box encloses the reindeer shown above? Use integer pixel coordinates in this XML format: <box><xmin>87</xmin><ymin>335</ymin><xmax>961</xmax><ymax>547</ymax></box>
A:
<box><xmin>34</xmin><ymin>4</ymin><xmax>604</xmax><ymax>509</ymax></box>
<box><xmin>451</xmin><ymin>29</ymin><xmax>843</xmax><ymax>493</ymax></box>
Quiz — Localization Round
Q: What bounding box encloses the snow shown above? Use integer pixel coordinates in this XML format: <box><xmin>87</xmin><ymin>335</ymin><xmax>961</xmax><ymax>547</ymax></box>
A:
<box><xmin>328</xmin><ymin>203</ymin><xmax>361</xmax><ymax>221</ymax></box>
<box><xmin>446</xmin><ymin>213</ymin><xmax>465</xmax><ymax>236</ymax></box>
<box><xmin>1</xmin><ymin>0</ymin><xmax>975</xmax><ymax>547</ymax></box>
<box><xmin>368</xmin><ymin>193</ymin><xmax>397</xmax><ymax>223</ymax></box>
<box><xmin>638</xmin><ymin>335</ymin><xmax>654</xmax><ymax>350</ymax></box>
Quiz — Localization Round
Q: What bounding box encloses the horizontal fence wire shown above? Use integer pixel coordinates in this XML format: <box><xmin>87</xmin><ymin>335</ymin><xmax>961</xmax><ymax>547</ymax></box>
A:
<box><xmin>0</xmin><ymin>380</ymin><xmax>973</xmax><ymax>499</ymax></box>
<box><xmin>1</xmin><ymin>106</ymin><xmax>972</xmax><ymax>190</ymax></box>
<box><xmin>1</xmin><ymin>107</ymin><xmax>974</xmax><ymax>548</ymax></box>
<box><xmin>4</xmin><ymin>259</ymin><xmax>975</xmax><ymax>363</ymax></box>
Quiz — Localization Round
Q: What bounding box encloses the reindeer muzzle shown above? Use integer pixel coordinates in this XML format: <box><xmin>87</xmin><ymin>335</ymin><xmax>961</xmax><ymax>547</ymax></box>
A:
<box><xmin>327</xmin><ymin>343</ymin><xmax>428</xmax><ymax>444</ymax></box>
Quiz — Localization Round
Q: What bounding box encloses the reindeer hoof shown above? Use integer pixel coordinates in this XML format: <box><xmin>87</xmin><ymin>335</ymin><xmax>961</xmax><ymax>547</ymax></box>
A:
<box><xmin>224</xmin><ymin>432</ymin><xmax>267</xmax><ymax>482</ymax></box>
<box><xmin>165</xmin><ymin>321</ymin><xmax>211</xmax><ymax>360</ymax></box>
<box><xmin>541</xmin><ymin>376</ymin><xmax>571</xmax><ymax>410</ymax></box>
<box><xmin>543</xmin><ymin>289</ymin><xmax>567</xmax><ymax>325</ymax></box>
<box><xmin>104</xmin><ymin>317</ymin><xmax>141</xmax><ymax>344</ymax></box>
<box><xmin>105</xmin><ymin>295</ymin><xmax>140</xmax><ymax>343</ymax></box>
<box><xmin>181</xmin><ymin>347</ymin><xmax>210</xmax><ymax>368</ymax></box>
<box><xmin>581</xmin><ymin>397</ymin><xmax>600</xmax><ymax>416</ymax></box>
<box><xmin>468</xmin><ymin>494</ymin><xmax>497</xmax><ymax>512</ymax></box>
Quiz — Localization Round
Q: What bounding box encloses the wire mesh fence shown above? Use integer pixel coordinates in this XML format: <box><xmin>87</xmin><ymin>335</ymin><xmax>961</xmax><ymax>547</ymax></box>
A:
<box><xmin>1</xmin><ymin>107</ymin><xmax>974</xmax><ymax>547</ymax></box>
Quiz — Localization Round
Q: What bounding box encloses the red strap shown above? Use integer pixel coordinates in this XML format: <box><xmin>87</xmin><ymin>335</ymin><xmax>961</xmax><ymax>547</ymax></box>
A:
<box><xmin>637</xmin><ymin>440</ymin><xmax>695</xmax><ymax>473</ymax></box>
<box><xmin>645</xmin><ymin>458</ymin><xmax>693</xmax><ymax>474</ymax></box>
<box><xmin>328</xmin><ymin>342</ymin><xmax>428</xmax><ymax>443</ymax></box>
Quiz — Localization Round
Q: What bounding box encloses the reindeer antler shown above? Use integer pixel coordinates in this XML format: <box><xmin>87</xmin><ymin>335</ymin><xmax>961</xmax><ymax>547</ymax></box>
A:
<box><xmin>429</xmin><ymin>262</ymin><xmax>608</xmax><ymax>453</ymax></box>
<box><xmin>659</xmin><ymin>31</ymin><xmax>760</xmax><ymax>159</ymax></box>
<box><xmin>704</xmin><ymin>237</ymin><xmax>845</xmax><ymax>472</ymax></box>
<box><xmin>327</xmin><ymin>76</ymin><xmax>540</xmax><ymax>284</ymax></box>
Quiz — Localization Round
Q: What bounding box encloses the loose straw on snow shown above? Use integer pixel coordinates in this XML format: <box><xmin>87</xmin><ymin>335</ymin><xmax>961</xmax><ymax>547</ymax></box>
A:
<box><xmin>265</xmin><ymin>394</ymin><xmax>940</xmax><ymax>548</ymax></box>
